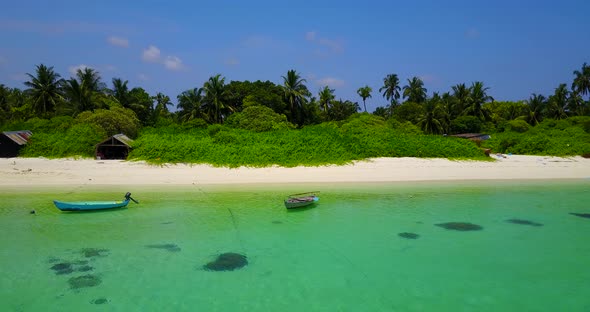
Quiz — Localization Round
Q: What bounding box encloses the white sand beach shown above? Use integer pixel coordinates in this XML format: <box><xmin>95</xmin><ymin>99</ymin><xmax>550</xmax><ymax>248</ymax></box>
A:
<box><xmin>1</xmin><ymin>156</ymin><xmax>589</xmax><ymax>187</ymax></box>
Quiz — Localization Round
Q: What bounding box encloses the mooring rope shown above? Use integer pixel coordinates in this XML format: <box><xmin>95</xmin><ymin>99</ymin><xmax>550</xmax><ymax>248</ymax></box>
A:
<box><xmin>226</xmin><ymin>207</ymin><xmax>245</xmax><ymax>250</ymax></box>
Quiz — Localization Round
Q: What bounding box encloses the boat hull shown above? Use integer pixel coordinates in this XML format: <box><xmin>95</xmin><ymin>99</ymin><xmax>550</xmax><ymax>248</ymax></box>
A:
<box><xmin>284</xmin><ymin>196</ymin><xmax>319</xmax><ymax>209</ymax></box>
<box><xmin>53</xmin><ymin>199</ymin><xmax>130</xmax><ymax>211</ymax></box>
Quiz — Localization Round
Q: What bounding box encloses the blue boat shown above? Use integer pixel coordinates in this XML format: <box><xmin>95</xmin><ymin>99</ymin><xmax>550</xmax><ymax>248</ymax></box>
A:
<box><xmin>53</xmin><ymin>192</ymin><xmax>138</xmax><ymax>211</ymax></box>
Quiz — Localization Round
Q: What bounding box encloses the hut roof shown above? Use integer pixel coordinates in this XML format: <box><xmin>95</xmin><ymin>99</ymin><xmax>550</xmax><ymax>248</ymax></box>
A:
<box><xmin>2</xmin><ymin>130</ymin><xmax>32</xmax><ymax>145</ymax></box>
<box><xmin>450</xmin><ymin>133</ymin><xmax>489</xmax><ymax>139</ymax></box>
<box><xmin>96</xmin><ymin>134</ymin><xmax>133</xmax><ymax>147</ymax></box>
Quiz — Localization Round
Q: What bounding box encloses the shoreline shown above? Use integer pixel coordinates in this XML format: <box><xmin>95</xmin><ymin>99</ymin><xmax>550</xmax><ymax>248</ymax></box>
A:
<box><xmin>1</xmin><ymin>156</ymin><xmax>589</xmax><ymax>187</ymax></box>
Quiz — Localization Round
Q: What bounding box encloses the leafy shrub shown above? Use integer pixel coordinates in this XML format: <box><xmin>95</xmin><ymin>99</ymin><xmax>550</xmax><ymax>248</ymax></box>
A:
<box><xmin>392</xmin><ymin>102</ymin><xmax>425</xmax><ymax>124</ymax></box>
<box><xmin>535</xmin><ymin>119</ymin><xmax>571</xmax><ymax>131</ymax></box>
<box><xmin>21</xmin><ymin>124</ymin><xmax>106</xmax><ymax>158</ymax></box>
<box><xmin>225</xmin><ymin>105</ymin><xmax>294</xmax><ymax>132</ymax></box>
<box><xmin>387</xmin><ymin>119</ymin><xmax>423</xmax><ymax>135</ymax></box>
<box><xmin>568</xmin><ymin>116</ymin><xmax>590</xmax><ymax>133</ymax></box>
<box><xmin>505</xmin><ymin>120</ymin><xmax>531</xmax><ymax>133</ymax></box>
<box><xmin>450</xmin><ymin>116</ymin><xmax>482</xmax><ymax>134</ymax></box>
<box><xmin>212</xmin><ymin>129</ymin><xmax>240</xmax><ymax>144</ymax></box>
<box><xmin>340</xmin><ymin>113</ymin><xmax>387</xmax><ymax>132</ymax></box>
<box><xmin>481</xmin><ymin>121</ymin><xmax>497</xmax><ymax>133</ymax></box>
<box><xmin>75</xmin><ymin>107</ymin><xmax>140</xmax><ymax>138</ymax></box>
<box><xmin>207</xmin><ymin>124</ymin><xmax>224</xmax><ymax>136</ymax></box>
<box><xmin>20</xmin><ymin>117</ymin><xmax>50</xmax><ymax>132</ymax></box>
<box><xmin>181</xmin><ymin>118</ymin><xmax>208</xmax><ymax>130</ymax></box>
<box><xmin>483</xmin><ymin>119</ymin><xmax>590</xmax><ymax>155</ymax></box>
<box><xmin>130</xmin><ymin>121</ymin><xmax>486</xmax><ymax>167</ymax></box>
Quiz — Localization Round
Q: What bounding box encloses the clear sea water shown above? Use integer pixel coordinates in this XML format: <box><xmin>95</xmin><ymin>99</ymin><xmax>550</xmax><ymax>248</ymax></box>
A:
<box><xmin>1</xmin><ymin>180</ymin><xmax>589</xmax><ymax>312</ymax></box>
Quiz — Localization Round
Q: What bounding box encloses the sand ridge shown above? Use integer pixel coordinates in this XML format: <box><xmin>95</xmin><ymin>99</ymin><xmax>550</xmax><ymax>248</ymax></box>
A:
<box><xmin>1</xmin><ymin>156</ymin><xmax>589</xmax><ymax>186</ymax></box>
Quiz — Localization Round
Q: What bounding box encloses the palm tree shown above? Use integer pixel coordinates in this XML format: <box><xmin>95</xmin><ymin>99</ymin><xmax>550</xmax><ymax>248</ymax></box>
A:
<box><xmin>464</xmin><ymin>81</ymin><xmax>493</xmax><ymax>121</ymax></box>
<box><xmin>177</xmin><ymin>87</ymin><xmax>205</xmax><ymax>122</ymax></box>
<box><xmin>76</xmin><ymin>68</ymin><xmax>105</xmax><ymax>93</ymax></box>
<box><xmin>281</xmin><ymin>70</ymin><xmax>309</xmax><ymax>126</ymax></box>
<box><xmin>356</xmin><ymin>86</ymin><xmax>372</xmax><ymax>112</ymax></box>
<box><xmin>62</xmin><ymin>78</ymin><xmax>91</xmax><ymax>113</ymax></box>
<box><xmin>372</xmin><ymin>106</ymin><xmax>389</xmax><ymax>119</ymax></box>
<box><xmin>0</xmin><ymin>84</ymin><xmax>7</xmax><ymax>107</ymax></box>
<box><xmin>128</xmin><ymin>87</ymin><xmax>153</xmax><ymax>125</ymax></box>
<box><xmin>329</xmin><ymin>99</ymin><xmax>360</xmax><ymax>121</ymax></box>
<box><xmin>0</xmin><ymin>84</ymin><xmax>9</xmax><ymax>121</ymax></box>
<box><xmin>439</xmin><ymin>92</ymin><xmax>455</xmax><ymax>134</ymax></box>
<box><xmin>318</xmin><ymin>86</ymin><xmax>335</xmax><ymax>113</ymax></box>
<box><xmin>568</xmin><ymin>90</ymin><xmax>587</xmax><ymax>116</ymax></box>
<box><xmin>203</xmin><ymin>74</ymin><xmax>230</xmax><ymax>123</ymax></box>
<box><xmin>402</xmin><ymin>77</ymin><xmax>427</xmax><ymax>103</ymax></box>
<box><xmin>525</xmin><ymin>94</ymin><xmax>546</xmax><ymax>125</ymax></box>
<box><xmin>417</xmin><ymin>97</ymin><xmax>444</xmax><ymax>134</ymax></box>
<box><xmin>379</xmin><ymin>74</ymin><xmax>401</xmax><ymax>107</ymax></box>
<box><xmin>572</xmin><ymin>62</ymin><xmax>590</xmax><ymax>99</ymax></box>
<box><xmin>110</xmin><ymin>78</ymin><xmax>130</xmax><ymax>108</ymax></box>
<box><xmin>24</xmin><ymin>64</ymin><xmax>64</xmax><ymax>116</ymax></box>
<box><xmin>547</xmin><ymin>84</ymin><xmax>569</xmax><ymax>119</ymax></box>
<box><xmin>451</xmin><ymin>83</ymin><xmax>470</xmax><ymax>117</ymax></box>
<box><xmin>153</xmin><ymin>92</ymin><xmax>173</xmax><ymax>118</ymax></box>
<box><xmin>62</xmin><ymin>68</ymin><xmax>107</xmax><ymax>113</ymax></box>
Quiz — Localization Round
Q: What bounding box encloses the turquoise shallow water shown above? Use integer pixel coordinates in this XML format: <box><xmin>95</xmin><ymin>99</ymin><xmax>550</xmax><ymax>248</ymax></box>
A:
<box><xmin>1</xmin><ymin>180</ymin><xmax>589</xmax><ymax>311</ymax></box>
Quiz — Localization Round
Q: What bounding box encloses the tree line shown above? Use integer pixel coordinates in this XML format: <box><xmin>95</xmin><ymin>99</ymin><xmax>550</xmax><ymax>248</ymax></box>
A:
<box><xmin>1</xmin><ymin>63</ymin><xmax>589</xmax><ymax>135</ymax></box>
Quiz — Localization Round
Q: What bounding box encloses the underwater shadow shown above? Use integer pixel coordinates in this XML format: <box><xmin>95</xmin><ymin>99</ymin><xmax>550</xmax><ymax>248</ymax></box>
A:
<box><xmin>58</xmin><ymin>207</ymin><xmax>129</xmax><ymax>214</ymax></box>
<box><xmin>285</xmin><ymin>204</ymin><xmax>317</xmax><ymax>213</ymax></box>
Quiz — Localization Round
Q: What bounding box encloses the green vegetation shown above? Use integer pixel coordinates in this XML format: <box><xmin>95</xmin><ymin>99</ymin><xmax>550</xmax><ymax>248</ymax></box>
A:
<box><xmin>1</xmin><ymin>63</ymin><xmax>589</xmax><ymax>165</ymax></box>
<box><xmin>225</xmin><ymin>105</ymin><xmax>295</xmax><ymax>132</ymax></box>
<box><xmin>130</xmin><ymin>114</ymin><xmax>487</xmax><ymax>167</ymax></box>
<box><xmin>20</xmin><ymin>123</ymin><xmax>105</xmax><ymax>158</ymax></box>
<box><xmin>482</xmin><ymin>117</ymin><xmax>590</xmax><ymax>156</ymax></box>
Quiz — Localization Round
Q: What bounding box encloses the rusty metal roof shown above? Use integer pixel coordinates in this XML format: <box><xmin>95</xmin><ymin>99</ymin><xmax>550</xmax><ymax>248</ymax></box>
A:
<box><xmin>113</xmin><ymin>134</ymin><xmax>133</xmax><ymax>146</ymax></box>
<box><xmin>96</xmin><ymin>133</ymin><xmax>134</xmax><ymax>147</ymax></box>
<box><xmin>450</xmin><ymin>133</ymin><xmax>489</xmax><ymax>139</ymax></box>
<box><xmin>2</xmin><ymin>130</ymin><xmax>32</xmax><ymax>145</ymax></box>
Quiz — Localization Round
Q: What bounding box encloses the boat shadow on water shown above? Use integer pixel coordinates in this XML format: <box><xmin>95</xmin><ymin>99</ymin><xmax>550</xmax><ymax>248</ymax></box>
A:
<box><xmin>285</xmin><ymin>203</ymin><xmax>318</xmax><ymax>213</ymax></box>
<box><xmin>57</xmin><ymin>206</ymin><xmax>130</xmax><ymax>214</ymax></box>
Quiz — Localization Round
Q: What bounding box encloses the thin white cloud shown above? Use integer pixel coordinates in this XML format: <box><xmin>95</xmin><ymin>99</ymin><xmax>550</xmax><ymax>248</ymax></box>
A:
<box><xmin>305</xmin><ymin>31</ymin><xmax>344</xmax><ymax>54</ymax></box>
<box><xmin>224</xmin><ymin>57</ymin><xmax>240</xmax><ymax>66</ymax></box>
<box><xmin>138</xmin><ymin>73</ymin><xmax>149</xmax><ymax>81</ymax></box>
<box><xmin>68</xmin><ymin>64</ymin><xmax>91</xmax><ymax>75</ymax></box>
<box><xmin>419</xmin><ymin>74</ymin><xmax>437</xmax><ymax>83</ymax></box>
<box><xmin>317</xmin><ymin>38</ymin><xmax>343</xmax><ymax>53</ymax></box>
<box><xmin>142</xmin><ymin>45</ymin><xmax>185</xmax><ymax>71</ymax></box>
<box><xmin>107</xmin><ymin>36</ymin><xmax>129</xmax><ymax>48</ymax></box>
<box><xmin>465</xmin><ymin>28</ymin><xmax>480</xmax><ymax>39</ymax></box>
<box><xmin>164</xmin><ymin>56</ymin><xmax>184</xmax><ymax>71</ymax></box>
<box><xmin>242</xmin><ymin>35</ymin><xmax>274</xmax><ymax>48</ymax></box>
<box><xmin>0</xmin><ymin>19</ymin><xmax>132</xmax><ymax>35</ymax></box>
<box><xmin>10</xmin><ymin>73</ymin><xmax>28</xmax><ymax>81</ymax></box>
<box><xmin>142</xmin><ymin>45</ymin><xmax>161</xmax><ymax>63</ymax></box>
<box><xmin>316</xmin><ymin>77</ymin><xmax>345</xmax><ymax>88</ymax></box>
<box><xmin>105</xmin><ymin>65</ymin><xmax>117</xmax><ymax>71</ymax></box>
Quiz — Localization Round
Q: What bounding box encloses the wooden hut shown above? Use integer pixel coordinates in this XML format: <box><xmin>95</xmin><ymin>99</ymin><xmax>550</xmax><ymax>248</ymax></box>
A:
<box><xmin>0</xmin><ymin>130</ymin><xmax>32</xmax><ymax>158</ymax></box>
<box><xmin>449</xmin><ymin>133</ymin><xmax>491</xmax><ymax>141</ymax></box>
<box><xmin>450</xmin><ymin>133</ymin><xmax>492</xmax><ymax>156</ymax></box>
<box><xmin>95</xmin><ymin>134</ymin><xmax>133</xmax><ymax>160</ymax></box>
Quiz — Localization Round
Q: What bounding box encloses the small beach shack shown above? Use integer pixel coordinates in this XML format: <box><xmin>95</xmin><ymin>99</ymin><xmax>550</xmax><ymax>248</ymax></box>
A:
<box><xmin>450</xmin><ymin>133</ymin><xmax>492</xmax><ymax>156</ymax></box>
<box><xmin>449</xmin><ymin>133</ymin><xmax>491</xmax><ymax>141</ymax></box>
<box><xmin>95</xmin><ymin>134</ymin><xmax>133</xmax><ymax>160</ymax></box>
<box><xmin>0</xmin><ymin>130</ymin><xmax>32</xmax><ymax>158</ymax></box>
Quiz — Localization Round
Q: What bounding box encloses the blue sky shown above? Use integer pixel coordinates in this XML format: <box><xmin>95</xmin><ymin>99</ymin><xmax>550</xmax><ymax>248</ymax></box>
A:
<box><xmin>1</xmin><ymin>0</ymin><xmax>589</xmax><ymax>112</ymax></box>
